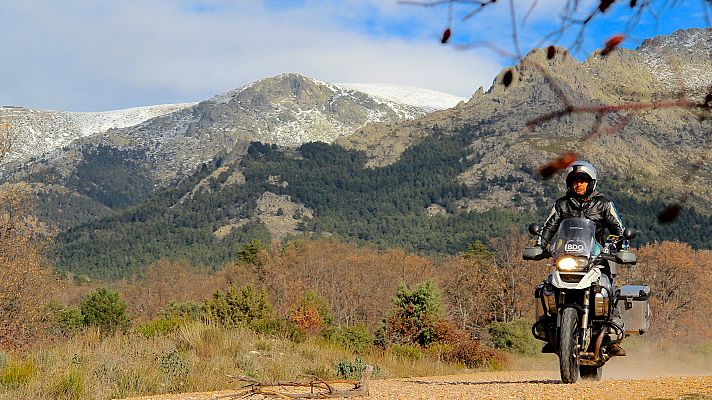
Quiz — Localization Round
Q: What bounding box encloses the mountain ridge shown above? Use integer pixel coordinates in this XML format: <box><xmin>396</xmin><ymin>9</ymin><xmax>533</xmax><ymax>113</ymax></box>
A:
<box><xmin>339</xmin><ymin>28</ymin><xmax>712</xmax><ymax>212</ymax></box>
<box><xmin>2</xmin><ymin>73</ymin><xmax>465</xmax><ymax>191</ymax></box>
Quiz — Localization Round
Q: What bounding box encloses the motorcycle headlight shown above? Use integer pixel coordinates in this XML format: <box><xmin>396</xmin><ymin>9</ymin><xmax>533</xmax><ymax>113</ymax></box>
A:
<box><xmin>556</xmin><ymin>256</ymin><xmax>589</xmax><ymax>272</ymax></box>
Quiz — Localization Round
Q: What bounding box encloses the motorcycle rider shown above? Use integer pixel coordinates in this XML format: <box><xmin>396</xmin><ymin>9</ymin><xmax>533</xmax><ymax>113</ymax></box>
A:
<box><xmin>537</xmin><ymin>160</ymin><xmax>627</xmax><ymax>356</ymax></box>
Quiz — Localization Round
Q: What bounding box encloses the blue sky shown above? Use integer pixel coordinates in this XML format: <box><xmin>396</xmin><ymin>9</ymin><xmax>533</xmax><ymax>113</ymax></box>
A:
<box><xmin>0</xmin><ymin>0</ymin><xmax>709</xmax><ymax>111</ymax></box>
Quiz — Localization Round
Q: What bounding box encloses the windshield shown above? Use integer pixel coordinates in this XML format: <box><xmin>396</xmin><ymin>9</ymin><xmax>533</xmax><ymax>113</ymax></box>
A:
<box><xmin>550</xmin><ymin>218</ymin><xmax>600</xmax><ymax>258</ymax></box>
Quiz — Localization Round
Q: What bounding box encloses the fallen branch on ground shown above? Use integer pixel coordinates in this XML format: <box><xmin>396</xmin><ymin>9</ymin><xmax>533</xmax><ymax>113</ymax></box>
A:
<box><xmin>219</xmin><ymin>364</ymin><xmax>374</xmax><ymax>399</ymax></box>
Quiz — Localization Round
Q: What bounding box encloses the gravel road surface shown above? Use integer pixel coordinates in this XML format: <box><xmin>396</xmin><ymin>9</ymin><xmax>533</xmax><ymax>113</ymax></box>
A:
<box><xmin>123</xmin><ymin>371</ymin><xmax>712</xmax><ymax>400</ymax></box>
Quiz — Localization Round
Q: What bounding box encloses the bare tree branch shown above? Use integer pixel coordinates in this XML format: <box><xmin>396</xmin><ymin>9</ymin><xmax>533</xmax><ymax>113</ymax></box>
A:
<box><xmin>221</xmin><ymin>365</ymin><xmax>374</xmax><ymax>399</ymax></box>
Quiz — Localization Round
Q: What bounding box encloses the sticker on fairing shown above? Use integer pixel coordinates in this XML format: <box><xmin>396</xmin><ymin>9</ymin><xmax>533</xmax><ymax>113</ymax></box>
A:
<box><xmin>564</xmin><ymin>240</ymin><xmax>587</xmax><ymax>254</ymax></box>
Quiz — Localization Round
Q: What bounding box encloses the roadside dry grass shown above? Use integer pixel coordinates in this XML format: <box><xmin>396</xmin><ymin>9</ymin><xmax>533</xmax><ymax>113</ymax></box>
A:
<box><xmin>0</xmin><ymin>322</ymin><xmax>475</xmax><ymax>400</ymax></box>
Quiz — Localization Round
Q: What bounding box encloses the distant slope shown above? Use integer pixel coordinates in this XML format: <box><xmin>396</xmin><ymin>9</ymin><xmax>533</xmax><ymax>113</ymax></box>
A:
<box><xmin>0</xmin><ymin>103</ymin><xmax>195</xmax><ymax>165</ymax></box>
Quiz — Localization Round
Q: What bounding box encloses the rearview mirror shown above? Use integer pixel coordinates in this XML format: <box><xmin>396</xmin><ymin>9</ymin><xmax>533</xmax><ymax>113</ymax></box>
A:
<box><xmin>615</xmin><ymin>250</ymin><xmax>637</xmax><ymax>265</ymax></box>
<box><xmin>523</xmin><ymin>246</ymin><xmax>546</xmax><ymax>260</ymax></box>
<box><xmin>623</xmin><ymin>227</ymin><xmax>637</xmax><ymax>240</ymax></box>
<box><xmin>528</xmin><ymin>223</ymin><xmax>541</xmax><ymax>236</ymax></box>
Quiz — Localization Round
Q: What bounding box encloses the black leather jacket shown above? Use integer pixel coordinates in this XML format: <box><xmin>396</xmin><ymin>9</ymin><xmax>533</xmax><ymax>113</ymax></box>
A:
<box><xmin>540</xmin><ymin>191</ymin><xmax>625</xmax><ymax>246</ymax></box>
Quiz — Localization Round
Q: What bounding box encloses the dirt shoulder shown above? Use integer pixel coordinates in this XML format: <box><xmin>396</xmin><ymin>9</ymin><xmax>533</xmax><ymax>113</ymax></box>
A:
<box><xmin>122</xmin><ymin>371</ymin><xmax>712</xmax><ymax>400</ymax></box>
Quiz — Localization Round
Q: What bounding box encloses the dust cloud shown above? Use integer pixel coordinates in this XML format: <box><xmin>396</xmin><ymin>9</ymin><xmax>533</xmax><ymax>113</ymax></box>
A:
<box><xmin>512</xmin><ymin>338</ymin><xmax>712</xmax><ymax>380</ymax></box>
<box><xmin>603</xmin><ymin>339</ymin><xmax>712</xmax><ymax>380</ymax></box>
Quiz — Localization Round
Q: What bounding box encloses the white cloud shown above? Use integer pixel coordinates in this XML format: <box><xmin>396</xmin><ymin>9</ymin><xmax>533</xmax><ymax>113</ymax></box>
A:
<box><xmin>0</xmin><ymin>1</ymin><xmax>502</xmax><ymax>111</ymax></box>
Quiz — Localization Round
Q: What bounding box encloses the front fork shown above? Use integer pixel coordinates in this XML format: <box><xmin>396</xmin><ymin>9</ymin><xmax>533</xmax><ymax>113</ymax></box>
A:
<box><xmin>556</xmin><ymin>290</ymin><xmax>592</xmax><ymax>353</ymax></box>
<box><xmin>580</xmin><ymin>293</ymin><xmax>591</xmax><ymax>351</ymax></box>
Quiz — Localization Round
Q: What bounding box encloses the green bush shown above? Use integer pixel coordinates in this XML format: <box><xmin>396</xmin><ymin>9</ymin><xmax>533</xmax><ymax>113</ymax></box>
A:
<box><xmin>46</xmin><ymin>301</ymin><xmax>85</xmax><ymax>336</ymax></box>
<box><xmin>160</xmin><ymin>301</ymin><xmax>203</xmax><ymax>321</ymax></box>
<box><xmin>80</xmin><ymin>287</ymin><xmax>130</xmax><ymax>333</ymax></box>
<box><xmin>136</xmin><ymin>317</ymin><xmax>184</xmax><ymax>337</ymax></box>
<box><xmin>334</xmin><ymin>357</ymin><xmax>376</xmax><ymax>380</ymax></box>
<box><xmin>323</xmin><ymin>324</ymin><xmax>373</xmax><ymax>353</ymax></box>
<box><xmin>385</xmin><ymin>281</ymin><xmax>444</xmax><ymax>346</ymax></box>
<box><xmin>487</xmin><ymin>318</ymin><xmax>540</xmax><ymax>354</ymax></box>
<box><xmin>56</xmin><ymin>306</ymin><xmax>86</xmax><ymax>335</ymax></box>
<box><xmin>203</xmin><ymin>284</ymin><xmax>273</xmax><ymax>326</ymax></box>
<box><xmin>0</xmin><ymin>358</ymin><xmax>37</xmax><ymax>389</ymax></box>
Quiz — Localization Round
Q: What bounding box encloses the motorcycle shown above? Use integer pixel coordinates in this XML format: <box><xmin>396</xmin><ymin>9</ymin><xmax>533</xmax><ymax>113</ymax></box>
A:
<box><xmin>523</xmin><ymin>218</ymin><xmax>651</xmax><ymax>383</ymax></box>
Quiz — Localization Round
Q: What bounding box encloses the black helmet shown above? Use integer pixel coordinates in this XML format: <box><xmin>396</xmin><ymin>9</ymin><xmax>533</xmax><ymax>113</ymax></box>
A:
<box><xmin>565</xmin><ymin>160</ymin><xmax>597</xmax><ymax>197</ymax></box>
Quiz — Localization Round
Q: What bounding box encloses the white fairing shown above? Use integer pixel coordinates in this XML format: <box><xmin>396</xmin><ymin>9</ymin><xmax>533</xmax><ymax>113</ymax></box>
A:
<box><xmin>551</xmin><ymin>268</ymin><xmax>602</xmax><ymax>289</ymax></box>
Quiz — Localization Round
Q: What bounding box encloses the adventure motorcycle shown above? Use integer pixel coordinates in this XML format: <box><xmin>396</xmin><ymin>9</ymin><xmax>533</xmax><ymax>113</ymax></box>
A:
<box><xmin>523</xmin><ymin>218</ymin><xmax>651</xmax><ymax>383</ymax></box>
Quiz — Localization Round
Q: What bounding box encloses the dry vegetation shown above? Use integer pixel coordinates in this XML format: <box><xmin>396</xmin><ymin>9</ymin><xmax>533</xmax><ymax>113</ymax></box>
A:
<box><xmin>1</xmin><ymin>230</ymin><xmax>710</xmax><ymax>399</ymax></box>
<box><xmin>0</xmin><ymin>183</ymin><xmax>56</xmax><ymax>351</ymax></box>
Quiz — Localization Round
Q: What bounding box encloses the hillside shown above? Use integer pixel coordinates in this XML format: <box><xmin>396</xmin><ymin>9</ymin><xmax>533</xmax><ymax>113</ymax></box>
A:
<box><xmin>338</xmin><ymin>28</ymin><xmax>712</xmax><ymax>212</ymax></box>
<box><xmin>55</xmin><ymin>136</ymin><xmax>712</xmax><ymax>279</ymax></box>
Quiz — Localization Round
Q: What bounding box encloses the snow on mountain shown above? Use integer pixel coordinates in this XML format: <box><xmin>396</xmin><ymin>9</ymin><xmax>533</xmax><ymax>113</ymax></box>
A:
<box><xmin>0</xmin><ymin>103</ymin><xmax>196</xmax><ymax>165</ymax></box>
<box><xmin>196</xmin><ymin>73</ymin><xmax>466</xmax><ymax>147</ymax></box>
<box><xmin>335</xmin><ymin>83</ymin><xmax>466</xmax><ymax>112</ymax></box>
<box><xmin>638</xmin><ymin>28</ymin><xmax>712</xmax><ymax>97</ymax></box>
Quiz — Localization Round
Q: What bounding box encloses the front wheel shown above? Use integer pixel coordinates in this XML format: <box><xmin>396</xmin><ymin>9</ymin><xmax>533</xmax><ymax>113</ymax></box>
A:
<box><xmin>558</xmin><ymin>307</ymin><xmax>580</xmax><ymax>383</ymax></box>
<box><xmin>580</xmin><ymin>365</ymin><xmax>602</xmax><ymax>381</ymax></box>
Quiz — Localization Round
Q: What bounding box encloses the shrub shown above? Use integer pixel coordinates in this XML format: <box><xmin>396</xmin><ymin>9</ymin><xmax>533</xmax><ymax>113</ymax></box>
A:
<box><xmin>80</xmin><ymin>287</ymin><xmax>130</xmax><ymax>333</ymax></box>
<box><xmin>334</xmin><ymin>357</ymin><xmax>375</xmax><ymax>380</ymax></box>
<box><xmin>384</xmin><ymin>281</ymin><xmax>444</xmax><ymax>346</ymax></box>
<box><xmin>48</xmin><ymin>301</ymin><xmax>85</xmax><ymax>336</ymax></box>
<box><xmin>136</xmin><ymin>317</ymin><xmax>184</xmax><ymax>337</ymax></box>
<box><xmin>487</xmin><ymin>318</ymin><xmax>540</xmax><ymax>354</ymax></box>
<box><xmin>0</xmin><ymin>358</ymin><xmax>37</xmax><ymax>389</ymax></box>
<box><xmin>251</xmin><ymin>318</ymin><xmax>306</xmax><ymax>343</ymax></box>
<box><xmin>290</xmin><ymin>291</ymin><xmax>333</xmax><ymax>335</ymax></box>
<box><xmin>203</xmin><ymin>284</ymin><xmax>273</xmax><ymax>326</ymax></box>
<box><xmin>160</xmin><ymin>301</ymin><xmax>203</xmax><ymax>321</ymax></box>
<box><xmin>444</xmin><ymin>339</ymin><xmax>509</xmax><ymax>370</ymax></box>
<box><xmin>323</xmin><ymin>324</ymin><xmax>373</xmax><ymax>353</ymax></box>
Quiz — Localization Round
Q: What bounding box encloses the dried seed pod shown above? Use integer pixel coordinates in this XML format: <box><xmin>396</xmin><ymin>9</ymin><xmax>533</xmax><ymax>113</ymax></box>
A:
<box><xmin>599</xmin><ymin>0</ymin><xmax>615</xmax><ymax>12</ymax></box>
<box><xmin>601</xmin><ymin>34</ymin><xmax>624</xmax><ymax>56</ymax></box>
<box><xmin>539</xmin><ymin>152</ymin><xmax>577</xmax><ymax>179</ymax></box>
<box><xmin>658</xmin><ymin>204</ymin><xmax>682</xmax><ymax>224</ymax></box>
<box><xmin>546</xmin><ymin>46</ymin><xmax>556</xmax><ymax>60</ymax></box>
<box><xmin>441</xmin><ymin>28</ymin><xmax>451</xmax><ymax>44</ymax></box>
<box><xmin>502</xmin><ymin>70</ymin><xmax>513</xmax><ymax>87</ymax></box>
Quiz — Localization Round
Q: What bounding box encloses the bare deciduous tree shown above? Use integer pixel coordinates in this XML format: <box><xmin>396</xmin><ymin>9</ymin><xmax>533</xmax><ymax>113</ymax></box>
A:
<box><xmin>625</xmin><ymin>241</ymin><xmax>712</xmax><ymax>343</ymax></box>
<box><xmin>0</xmin><ymin>183</ymin><xmax>56</xmax><ymax>351</ymax></box>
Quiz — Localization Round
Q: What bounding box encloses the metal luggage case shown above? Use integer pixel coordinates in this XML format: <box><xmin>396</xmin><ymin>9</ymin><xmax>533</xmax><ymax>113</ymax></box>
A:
<box><xmin>617</xmin><ymin>285</ymin><xmax>652</xmax><ymax>335</ymax></box>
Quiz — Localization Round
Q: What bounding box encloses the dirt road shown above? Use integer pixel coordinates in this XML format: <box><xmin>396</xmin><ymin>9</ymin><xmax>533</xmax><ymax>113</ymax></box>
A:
<box><xmin>124</xmin><ymin>371</ymin><xmax>712</xmax><ymax>400</ymax></box>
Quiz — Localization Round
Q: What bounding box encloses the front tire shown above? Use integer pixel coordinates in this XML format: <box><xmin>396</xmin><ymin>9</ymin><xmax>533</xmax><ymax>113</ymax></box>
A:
<box><xmin>558</xmin><ymin>308</ymin><xmax>580</xmax><ymax>383</ymax></box>
<box><xmin>580</xmin><ymin>365</ymin><xmax>602</xmax><ymax>381</ymax></box>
